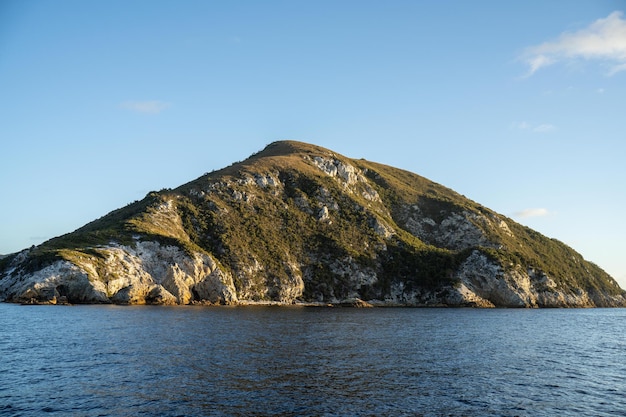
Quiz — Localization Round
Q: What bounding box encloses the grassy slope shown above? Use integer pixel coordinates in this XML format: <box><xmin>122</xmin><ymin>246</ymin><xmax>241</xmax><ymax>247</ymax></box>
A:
<box><xmin>3</xmin><ymin>140</ymin><xmax>622</xmax><ymax>298</ymax></box>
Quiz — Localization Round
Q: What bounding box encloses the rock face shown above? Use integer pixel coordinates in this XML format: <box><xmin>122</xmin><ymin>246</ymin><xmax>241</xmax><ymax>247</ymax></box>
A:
<box><xmin>0</xmin><ymin>242</ymin><xmax>237</xmax><ymax>305</ymax></box>
<box><xmin>1</xmin><ymin>140</ymin><xmax>624</xmax><ymax>307</ymax></box>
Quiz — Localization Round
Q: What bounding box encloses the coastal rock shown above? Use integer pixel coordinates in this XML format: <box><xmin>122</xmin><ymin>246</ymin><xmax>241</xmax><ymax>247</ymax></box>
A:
<box><xmin>3</xmin><ymin>260</ymin><xmax>109</xmax><ymax>304</ymax></box>
<box><xmin>192</xmin><ymin>268</ymin><xmax>238</xmax><ymax>304</ymax></box>
<box><xmin>0</xmin><ymin>242</ymin><xmax>237</xmax><ymax>305</ymax></box>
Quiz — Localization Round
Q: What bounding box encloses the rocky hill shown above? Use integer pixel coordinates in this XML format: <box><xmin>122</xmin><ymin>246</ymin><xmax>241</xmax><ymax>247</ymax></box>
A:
<box><xmin>1</xmin><ymin>141</ymin><xmax>624</xmax><ymax>307</ymax></box>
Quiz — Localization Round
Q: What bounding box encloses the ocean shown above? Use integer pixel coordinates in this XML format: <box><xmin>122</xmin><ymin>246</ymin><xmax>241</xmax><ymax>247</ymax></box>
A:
<box><xmin>1</xmin><ymin>304</ymin><xmax>624</xmax><ymax>416</ymax></box>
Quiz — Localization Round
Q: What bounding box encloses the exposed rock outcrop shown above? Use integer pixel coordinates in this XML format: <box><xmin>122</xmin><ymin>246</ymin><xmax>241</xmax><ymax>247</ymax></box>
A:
<box><xmin>0</xmin><ymin>242</ymin><xmax>237</xmax><ymax>305</ymax></box>
<box><xmin>1</xmin><ymin>141</ymin><xmax>624</xmax><ymax>307</ymax></box>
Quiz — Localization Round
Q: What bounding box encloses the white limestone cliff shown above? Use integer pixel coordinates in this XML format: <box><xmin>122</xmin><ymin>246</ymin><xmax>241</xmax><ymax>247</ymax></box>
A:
<box><xmin>0</xmin><ymin>242</ymin><xmax>237</xmax><ymax>305</ymax></box>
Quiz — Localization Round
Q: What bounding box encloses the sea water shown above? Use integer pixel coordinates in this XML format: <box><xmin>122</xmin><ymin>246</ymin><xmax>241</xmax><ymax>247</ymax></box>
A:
<box><xmin>1</xmin><ymin>304</ymin><xmax>624</xmax><ymax>416</ymax></box>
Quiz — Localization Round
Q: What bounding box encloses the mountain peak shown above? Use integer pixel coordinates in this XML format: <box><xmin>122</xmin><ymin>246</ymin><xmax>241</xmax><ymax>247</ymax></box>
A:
<box><xmin>244</xmin><ymin>140</ymin><xmax>342</xmax><ymax>168</ymax></box>
<box><xmin>256</xmin><ymin>140</ymin><xmax>332</xmax><ymax>156</ymax></box>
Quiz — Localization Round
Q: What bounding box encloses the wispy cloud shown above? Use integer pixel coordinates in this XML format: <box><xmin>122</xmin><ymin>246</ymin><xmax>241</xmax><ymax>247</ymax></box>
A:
<box><xmin>520</xmin><ymin>11</ymin><xmax>626</xmax><ymax>76</ymax></box>
<box><xmin>514</xmin><ymin>208</ymin><xmax>551</xmax><ymax>218</ymax></box>
<box><xmin>533</xmin><ymin>123</ymin><xmax>556</xmax><ymax>133</ymax></box>
<box><xmin>512</xmin><ymin>121</ymin><xmax>557</xmax><ymax>133</ymax></box>
<box><xmin>120</xmin><ymin>100</ymin><xmax>170</xmax><ymax>114</ymax></box>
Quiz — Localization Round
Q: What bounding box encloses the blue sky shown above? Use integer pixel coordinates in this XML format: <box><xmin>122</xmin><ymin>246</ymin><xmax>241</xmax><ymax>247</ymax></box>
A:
<box><xmin>1</xmin><ymin>1</ymin><xmax>625</xmax><ymax>287</ymax></box>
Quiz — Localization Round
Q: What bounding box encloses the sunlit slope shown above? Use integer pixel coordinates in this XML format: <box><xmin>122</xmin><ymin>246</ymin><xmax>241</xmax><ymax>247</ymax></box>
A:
<box><xmin>1</xmin><ymin>140</ymin><xmax>623</xmax><ymax>306</ymax></box>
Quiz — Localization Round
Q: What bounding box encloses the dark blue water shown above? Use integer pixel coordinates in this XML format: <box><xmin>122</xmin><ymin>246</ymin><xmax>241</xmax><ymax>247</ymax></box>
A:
<box><xmin>1</xmin><ymin>304</ymin><xmax>625</xmax><ymax>417</ymax></box>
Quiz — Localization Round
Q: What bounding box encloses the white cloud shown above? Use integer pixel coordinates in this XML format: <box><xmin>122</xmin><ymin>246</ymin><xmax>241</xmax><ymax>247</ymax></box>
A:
<box><xmin>514</xmin><ymin>208</ymin><xmax>551</xmax><ymax>218</ymax></box>
<box><xmin>120</xmin><ymin>100</ymin><xmax>170</xmax><ymax>114</ymax></box>
<box><xmin>608</xmin><ymin>61</ymin><xmax>626</xmax><ymax>75</ymax></box>
<box><xmin>533</xmin><ymin>123</ymin><xmax>556</xmax><ymax>133</ymax></box>
<box><xmin>520</xmin><ymin>11</ymin><xmax>626</xmax><ymax>76</ymax></box>
<box><xmin>512</xmin><ymin>121</ymin><xmax>556</xmax><ymax>133</ymax></box>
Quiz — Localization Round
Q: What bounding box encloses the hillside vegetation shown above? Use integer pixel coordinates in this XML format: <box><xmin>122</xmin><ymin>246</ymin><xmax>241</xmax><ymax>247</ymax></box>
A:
<box><xmin>1</xmin><ymin>141</ymin><xmax>623</xmax><ymax>307</ymax></box>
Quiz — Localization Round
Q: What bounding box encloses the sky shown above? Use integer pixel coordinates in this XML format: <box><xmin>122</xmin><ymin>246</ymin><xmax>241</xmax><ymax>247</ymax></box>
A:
<box><xmin>1</xmin><ymin>1</ymin><xmax>625</xmax><ymax>287</ymax></box>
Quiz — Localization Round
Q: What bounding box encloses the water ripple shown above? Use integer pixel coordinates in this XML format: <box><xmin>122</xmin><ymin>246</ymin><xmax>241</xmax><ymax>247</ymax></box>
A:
<box><xmin>1</xmin><ymin>306</ymin><xmax>625</xmax><ymax>416</ymax></box>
